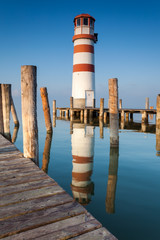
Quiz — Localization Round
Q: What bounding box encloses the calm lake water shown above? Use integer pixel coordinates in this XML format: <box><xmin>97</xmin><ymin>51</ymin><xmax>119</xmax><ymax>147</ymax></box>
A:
<box><xmin>12</xmin><ymin>116</ymin><xmax>160</xmax><ymax>240</ymax></box>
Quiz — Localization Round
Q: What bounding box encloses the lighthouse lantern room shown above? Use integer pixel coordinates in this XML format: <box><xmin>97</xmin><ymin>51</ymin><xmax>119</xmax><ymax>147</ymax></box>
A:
<box><xmin>72</xmin><ymin>14</ymin><xmax>98</xmax><ymax>108</ymax></box>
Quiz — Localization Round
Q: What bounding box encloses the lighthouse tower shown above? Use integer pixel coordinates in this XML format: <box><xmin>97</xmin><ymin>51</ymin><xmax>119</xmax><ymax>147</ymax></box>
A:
<box><xmin>72</xmin><ymin>14</ymin><xmax>98</xmax><ymax>108</ymax></box>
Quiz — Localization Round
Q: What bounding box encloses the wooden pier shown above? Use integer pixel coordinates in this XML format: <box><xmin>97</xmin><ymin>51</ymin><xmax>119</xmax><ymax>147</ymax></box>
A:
<box><xmin>0</xmin><ymin>134</ymin><xmax>117</xmax><ymax>240</ymax></box>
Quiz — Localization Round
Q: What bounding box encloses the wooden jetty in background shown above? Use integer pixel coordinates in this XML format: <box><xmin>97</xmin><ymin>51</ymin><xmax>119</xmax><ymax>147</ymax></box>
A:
<box><xmin>0</xmin><ymin>134</ymin><xmax>117</xmax><ymax>240</ymax></box>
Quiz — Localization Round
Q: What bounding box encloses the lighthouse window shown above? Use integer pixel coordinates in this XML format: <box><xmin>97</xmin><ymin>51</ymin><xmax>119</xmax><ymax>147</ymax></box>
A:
<box><xmin>90</xmin><ymin>19</ymin><xmax>94</xmax><ymax>27</ymax></box>
<box><xmin>83</xmin><ymin>18</ymin><xmax>88</xmax><ymax>26</ymax></box>
<box><xmin>77</xmin><ymin>18</ymin><xmax>80</xmax><ymax>26</ymax></box>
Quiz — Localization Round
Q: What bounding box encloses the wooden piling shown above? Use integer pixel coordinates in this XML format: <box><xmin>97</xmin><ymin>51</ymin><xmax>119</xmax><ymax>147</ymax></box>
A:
<box><xmin>53</xmin><ymin>100</ymin><xmax>56</xmax><ymax>116</ymax></box>
<box><xmin>0</xmin><ymin>84</ymin><xmax>4</xmax><ymax>134</ymax></box>
<box><xmin>53</xmin><ymin>115</ymin><xmax>56</xmax><ymax>128</ymax></box>
<box><xmin>126</xmin><ymin>112</ymin><xmax>129</xmax><ymax>122</ymax></box>
<box><xmin>40</xmin><ymin>87</ymin><xmax>52</xmax><ymax>133</ymax></box>
<box><xmin>11</xmin><ymin>125</ymin><xmax>19</xmax><ymax>143</ymax></box>
<box><xmin>121</xmin><ymin>110</ymin><xmax>125</xmax><ymax>122</ymax></box>
<box><xmin>119</xmin><ymin>99</ymin><xmax>122</xmax><ymax>109</ymax></box>
<box><xmin>99</xmin><ymin>98</ymin><xmax>104</xmax><ymax>120</ymax></box>
<box><xmin>42</xmin><ymin>132</ymin><xmax>52</xmax><ymax>173</ymax></box>
<box><xmin>149</xmin><ymin>106</ymin><xmax>154</xmax><ymax>120</ymax></box>
<box><xmin>104</xmin><ymin>112</ymin><xmax>107</xmax><ymax>124</ymax></box>
<box><xmin>156</xmin><ymin>95</ymin><xmax>160</xmax><ymax>156</ymax></box>
<box><xmin>80</xmin><ymin>109</ymin><xmax>84</xmax><ymax>122</ymax></box>
<box><xmin>1</xmin><ymin>84</ymin><xmax>11</xmax><ymax>140</ymax></box>
<box><xmin>66</xmin><ymin>109</ymin><xmax>69</xmax><ymax>119</ymax></box>
<box><xmin>130</xmin><ymin>112</ymin><xmax>133</xmax><ymax>121</ymax></box>
<box><xmin>145</xmin><ymin>97</ymin><xmax>149</xmax><ymax>109</ymax></box>
<box><xmin>70</xmin><ymin>96</ymin><xmax>73</xmax><ymax>108</ymax></box>
<box><xmin>142</xmin><ymin>111</ymin><xmax>148</xmax><ymax>123</ymax></box>
<box><xmin>99</xmin><ymin>120</ymin><xmax>104</xmax><ymax>139</ymax></box>
<box><xmin>11</xmin><ymin>96</ymin><xmax>19</xmax><ymax>127</ymax></box>
<box><xmin>21</xmin><ymin>65</ymin><xmax>38</xmax><ymax>164</ymax></box>
<box><xmin>108</xmin><ymin>78</ymin><xmax>119</xmax><ymax>147</ymax></box>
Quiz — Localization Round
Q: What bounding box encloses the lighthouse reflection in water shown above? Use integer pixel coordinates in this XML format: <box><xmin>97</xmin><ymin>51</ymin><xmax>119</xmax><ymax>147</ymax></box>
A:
<box><xmin>71</xmin><ymin>123</ymin><xmax>95</xmax><ymax>205</ymax></box>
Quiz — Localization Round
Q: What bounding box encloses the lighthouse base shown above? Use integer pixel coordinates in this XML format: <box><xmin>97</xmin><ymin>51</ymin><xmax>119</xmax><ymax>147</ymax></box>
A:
<box><xmin>73</xmin><ymin>98</ymin><xmax>95</xmax><ymax>108</ymax></box>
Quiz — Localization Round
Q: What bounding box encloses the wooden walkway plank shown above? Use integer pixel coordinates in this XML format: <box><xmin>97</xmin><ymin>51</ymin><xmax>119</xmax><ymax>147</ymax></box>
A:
<box><xmin>72</xmin><ymin>227</ymin><xmax>118</xmax><ymax>240</ymax></box>
<box><xmin>0</xmin><ymin>192</ymin><xmax>73</xmax><ymax>220</ymax></box>
<box><xmin>0</xmin><ymin>158</ymin><xmax>34</xmax><ymax>168</ymax></box>
<box><xmin>0</xmin><ymin>163</ymin><xmax>40</xmax><ymax>175</ymax></box>
<box><xmin>0</xmin><ymin>201</ymin><xmax>86</xmax><ymax>238</ymax></box>
<box><xmin>0</xmin><ymin>185</ymin><xmax>64</xmax><ymax>207</ymax></box>
<box><xmin>0</xmin><ymin>172</ymin><xmax>48</xmax><ymax>187</ymax></box>
<box><xmin>0</xmin><ymin>178</ymin><xmax>56</xmax><ymax>196</ymax></box>
<box><xmin>0</xmin><ymin>213</ymin><xmax>93</xmax><ymax>240</ymax></box>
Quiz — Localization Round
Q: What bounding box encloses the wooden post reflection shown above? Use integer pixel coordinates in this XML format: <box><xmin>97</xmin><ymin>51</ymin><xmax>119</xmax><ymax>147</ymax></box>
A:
<box><xmin>0</xmin><ymin>84</ymin><xmax>4</xmax><ymax>135</ymax></box>
<box><xmin>106</xmin><ymin>146</ymin><xmax>119</xmax><ymax>214</ymax></box>
<box><xmin>156</xmin><ymin>95</ymin><xmax>160</xmax><ymax>156</ymax></box>
<box><xmin>41</xmin><ymin>132</ymin><xmax>53</xmax><ymax>173</ymax></box>
<box><xmin>12</xmin><ymin>125</ymin><xmax>19</xmax><ymax>143</ymax></box>
<box><xmin>99</xmin><ymin>119</ymin><xmax>104</xmax><ymax>139</ymax></box>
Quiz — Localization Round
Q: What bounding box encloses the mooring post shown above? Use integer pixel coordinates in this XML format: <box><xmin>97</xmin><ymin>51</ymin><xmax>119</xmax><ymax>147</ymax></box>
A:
<box><xmin>0</xmin><ymin>84</ymin><xmax>4</xmax><ymax>134</ymax></box>
<box><xmin>126</xmin><ymin>112</ymin><xmax>129</xmax><ymax>122</ymax></box>
<box><xmin>145</xmin><ymin>97</ymin><xmax>149</xmax><ymax>109</ymax></box>
<box><xmin>40</xmin><ymin>87</ymin><xmax>52</xmax><ymax>133</ymax></box>
<box><xmin>106</xmin><ymin>146</ymin><xmax>119</xmax><ymax>214</ymax></box>
<box><xmin>108</xmin><ymin>78</ymin><xmax>119</xmax><ymax>147</ymax></box>
<box><xmin>11</xmin><ymin>96</ymin><xmax>19</xmax><ymax>127</ymax></box>
<box><xmin>142</xmin><ymin>111</ymin><xmax>148</xmax><ymax>123</ymax></box>
<box><xmin>149</xmin><ymin>106</ymin><xmax>154</xmax><ymax>120</ymax></box>
<box><xmin>80</xmin><ymin>109</ymin><xmax>84</xmax><ymax>122</ymax></box>
<box><xmin>99</xmin><ymin>98</ymin><xmax>104</xmax><ymax>120</ymax></box>
<box><xmin>21</xmin><ymin>65</ymin><xmax>38</xmax><ymax>164</ymax></box>
<box><xmin>141</xmin><ymin>122</ymin><xmax>147</xmax><ymax>132</ymax></box>
<box><xmin>119</xmin><ymin>99</ymin><xmax>122</xmax><ymax>109</ymax></box>
<box><xmin>1</xmin><ymin>84</ymin><xmax>11</xmax><ymax>140</ymax></box>
<box><xmin>53</xmin><ymin>100</ymin><xmax>56</xmax><ymax>117</ymax></box>
<box><xmin>66</xmin><ymin>109</ymin><xmax>69</xmax><ymax>119</ymax></box>
<box><xmin>156</xmin><ymin>95</ymin><xmax>160</xmax><ymax>156</ymax></box>
<box><xmin>99</xmin><ymin>119</ymin><xmax>104</xmax><ymax>139</ymax></box>
<box><xmin>42</xmin><ymin>132</ymin><xmax>52</xmax><ymax>173</ymax></box>
<box><xmin>104</xmin><ymin>112</ymin><xmax>107</xmax><ymax>124</ymax></box>
<box><xmin>121</xmin><ymin>110</ymin><xmax>125</xmax><ymax>122</ymax></box>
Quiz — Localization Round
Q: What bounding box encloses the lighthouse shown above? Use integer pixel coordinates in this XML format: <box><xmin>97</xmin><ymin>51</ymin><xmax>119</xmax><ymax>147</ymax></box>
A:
<box><xmin>72</xmin><ymin>14</ymin><xmax>98</xmax><ymax>108</ymax></box>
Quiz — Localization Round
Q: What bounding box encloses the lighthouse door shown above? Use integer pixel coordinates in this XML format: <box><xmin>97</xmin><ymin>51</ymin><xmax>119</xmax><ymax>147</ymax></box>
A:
<box><xmin>85</xmin><ymin>90</ymin><xmax>94</xmax><ymax>108</ymax></box>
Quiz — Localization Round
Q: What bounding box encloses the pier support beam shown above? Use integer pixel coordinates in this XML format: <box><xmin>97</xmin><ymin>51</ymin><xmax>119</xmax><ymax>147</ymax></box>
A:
<box><xmin>1</xmin><ymin>84</ymin><xmax>11</xmax><ymax>140</ymax></box>
<box><xmin>53</xmin><ymin>100</ymin><xmax>56</xmax><ymax>117</ymax></box>
<box><xmin>130</xmin><ymin>113</ymin><xmax>133</xmax><ymax>122</ymax></box>
<box><xmin>145</xmin><ymin>97</ymin><xmax>149</xmax><ymax>109</ymax></box>
<box><xmin>142</xmin><ymin>111</ymin><xmax>148</xmax><ymax>123</ymax></box>
<box><xmin>104</xmin><ymin>112</ymin><xmax>107</xmax><ymax>124</ymax></box>
<box><xmin>126</xmin><ymin>112</ymin><xmax>129</xmax><ymax>122</ymax></box>
<box><xmin>108</xmin><ymin>78</ymin><xmax>119</xmax><ymax>147</ymax></box>
<box><xmin>119</xmin><ymin>99</ymin><xmax>122</xmax><ymax>109</ymax></box>
<box><xmin>21</xmin><ymin>65</ymin><xmax>38</xmax><ymax>164</ymax></box>
<box><xmin>40</xmin><ymin>87</ymin><xmax>52</xmax><ymax>133</ymax></box>
<box><xmin>99</xmin><ymin>98</ymin><xmax>104</xmax><ymax>120</ymax></box>
<box><xmin>99</xmin><ymin>120</ymin><xmax>104</xmax><ymax>139</ymax></box>
<box><xmin>0</xmin><ymin>84</ymin><xmax>4</xmax><ymax>134</ymax></box>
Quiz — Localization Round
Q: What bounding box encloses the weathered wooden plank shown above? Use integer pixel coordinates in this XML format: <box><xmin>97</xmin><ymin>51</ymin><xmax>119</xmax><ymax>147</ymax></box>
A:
<box><xmin>0</xmin><ymin>163</ymin><xmax>40</xmax><ymax>175</ymax></box>
<box><xmin>0</xmin><ymin>201</ymin><xmax>86</xmax><ymax>238</ymax></box>
<box><xmin>0</xmin><ymin>172</ymin><xmax>48</xmax><ymax>187</ymax></box>
<box><xmin>0</xmin><ymin>152</ymin><xmax>23</xmax><ymax>160</ymax></box>
<box><xmin>1</xmin><ymin>213</ymin><xmax>92</xmax><ymax>240</ymax></box>
<box><xmin>0</xmin><ymin>178</ymin><xmax>56</xmax><ymax>196</ymax></box>
<box><xmin>72</xmin><ymin>227</ymin><xmax>118</xmax><ymax>240</ymax></box>
<box><xmin>0</xmin><ymin>192</ymin><xmax>73</xmax><ymax>220</ymax></box>
<box><xmin>36</xmin><ymin>219</ymin><xmax>101</xmax><ymax>240</ymax></box>
<box><xmin>0</xmin><ymin>147</ymin><xmax>18</xmax><ymax>153</ymax></box>
<box><xmin>0</xmin><ymin>159</ymin><xmax>33</xmax><ymax>169</ymax></box>
<box><xmin>0</xmin><ymin>184</ymin><xmax>64</xmax><ymax>207</ymax></box>
<box><xmin>0</xmin><ymin>168</ymin><xmax>45</xmax><ymax>181</ymax></box>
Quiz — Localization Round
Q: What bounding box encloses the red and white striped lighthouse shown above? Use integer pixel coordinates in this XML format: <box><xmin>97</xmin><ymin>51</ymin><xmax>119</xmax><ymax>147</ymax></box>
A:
<box><xmin>72</xmin><ymin>14</ymin><xmax>98</xmax><ymax>108</ymax></box>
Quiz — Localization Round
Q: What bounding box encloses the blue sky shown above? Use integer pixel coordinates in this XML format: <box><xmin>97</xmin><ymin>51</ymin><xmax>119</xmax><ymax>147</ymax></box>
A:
<box><xmin>0</xmin><ymin>0</ymin><xmax>160</xmax><ymax>117</ymax></box>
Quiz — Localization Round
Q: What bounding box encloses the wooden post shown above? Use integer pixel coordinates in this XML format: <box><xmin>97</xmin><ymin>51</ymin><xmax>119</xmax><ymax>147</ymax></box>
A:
<box><xmin>130</xmin><ymin>112</ymin><xmax>133</xmax><ymax>121</ymax></box>
<box><xmin>42</xmin><ymin>132</ymin><xmax>52</xmax><ymax>173</ymax></box>
<box><xmin>84</xmin><ymin>109</ymin><xmax>88</xmax><ymax>124</ymax></box>
<box><xmin>119</xmin><ymin>99</ymin><xmax>122</xmax><ymax>109</ymax></box>
<box><xmin>156</xmin><ymin>95</ymin><xmax>160</xmax><ymax>156</ymax></box>
<box><xmin>126</xmin><ymin>112</ymin><xmax>129</xmax><ymax>122</ymax></box>
<box><xmin>99</xmin><ymin>98</ymin><xmax>104</xmax><ymax>120</ymax></box>
<box><xmin>142</xmin><ymin>111</ymin><xmax>148</xmax><ymax>123</ymax></box>
<box><xmin>62</xmin><ymin>111</ymin><xmax>65</xmax><ymax>117</ymax></box>
<box><xmin>108</xmin><ymin>78</ymin><xmax>119</xmax><ymax>147</ymax></box>
<box><xmin>80</xmin><ymin>109</ymin><xmax>84</xmax><ymax>122</ymax></box>
<box><xmin>0</xmin><ymin>84</ymin><xmax>4</xmax><ymax>134</ymax></box>
<box><xmin>11</xmin><ymin>96</ymin><xmax>19</xmax><ymax>127</ymax></box>
<box><xmin>53</xmin><ymin>115</ymin><xmax>56</xmax><ymax>128</ymax></box>
<box><xmin>66</xmin><ymin>109</ymin><xmax>69</xmax><ymax>119</ymax></box>
<box><xmin>99</xmin><ymin>119</ymin><xmax>103</xmax><ymax>139</ymax></box>
<box><xmin>40</xmin><ymin>87</ymin><xmax>52</xmax><ymax>133</ymax></box>
<box><xmin>1</xmin><ymin>84</ymin><xmax>11</xmax><ymax>140</ymax></box>
<box><xmin>106</xmin><ymin>146</ymin><xmax>119</xmax><ymax>214</ymax></box>
<box><xmin>70</xmin><ymin>96</ymin><xmax>73</xmax><ymax>108</ymax></box>
<box><xmin>53</xmin><ymin>100</ymin><xmax>56</xmax><ymax>117</ymax></box>
<box><xmin>104</xmin><ymin>112</ymin><xmax>107</xmax><ymax>124</ymax></box>
<box><xmin>149</xmin><ymin>106</ymin><xmax>154</xmax><ymax>120</ymax></box>
<box><xmin>145</xmin><ymin>97</ymin><xmax>149</xmax><ymax>109</ymax></box>
<box><xmin>141</xmin><ymin>122</ymin><xmax>147</xmax><ymax>132</ymax></box>
<box><xmin>70</xmin><ymin>121</ymin><xmax>73</xmax><ymax>134</ymax></box>
<box><xmin>21</xmin><ymin>65</ymin><xmax>38</xmax><ymax>164</ymax></box>
<box><xmin>121</xmin><ymin>110</ymin><xmax>125</xmax><ymax>122</ymax></box>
